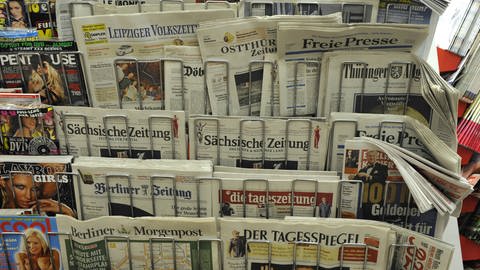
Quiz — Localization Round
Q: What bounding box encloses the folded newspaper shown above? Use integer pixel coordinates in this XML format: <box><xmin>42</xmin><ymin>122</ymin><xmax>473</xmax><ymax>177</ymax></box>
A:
<box><xmin>72</xmin><ymin>157</ymin><xmax>213</xmax><ymax>219</ymax></box>
<box><xmin>341</xmin><ymin>137</ymin><xmax>472</xmax><ymax>235</ymax></box>
<box><xmin>71</xmin><ymin>9</ymin><xmax>236</xmax><ymax>108</ymax></box>
<box><xmin>275</xmin><ymin>23</ymin><xmax>429</xmax><ymax>116</ymax></box>
<box><xmin>189</xmin><ymin>115</ymin><xmax>329</xmax><ymax>170</ymax></box>
<box><xmin>284</xmin><ymin>217</ymin><xmax>455</xmax><ymax>270</ymax></box>
<box><xmin>328</xmin><ymin>112</ymin><xmax>461</xmax><ymax>173</ymax></box>
<box><xmin>53</xmin><ymin>106</ymin><xmax>187</xmax><ymax>159</ymax></box>
<box><xmin>196</xmin><ymin>14</ymin><xmax>342</xmax><ymax>116</ymax></box>
<box><xmin>220</xmin><ymin>217</ymin><xmax>396</xmax><ymax>270</ymax></box>
<box><xmin>56</xmin><ymin>215</ymin><xmax>219</xmax><ymax>270</ymax></box>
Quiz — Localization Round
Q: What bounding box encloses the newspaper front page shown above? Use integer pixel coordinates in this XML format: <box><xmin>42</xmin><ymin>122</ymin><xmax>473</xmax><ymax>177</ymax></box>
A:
<box><xmin>210</xmin><ymin>177</ymin><xmax>338</xmax><ymax>218</ymax></box>
<box><xmin>71</xmin><ymin>9</ymin><xmax>235</xmax><ymax>109</ymax></box>
<box><xmin>56</xmin><ymin>215</ymin><xmax>219</xmax><ymax>270</ymax></box>
<box><xmin>189</xmin><ymin>115</ymin><xmax>329</xmax><ymax>170</ymax></box>
<box><xmin>72</xmin><ymin>157</ymin><xmax>213</xmax><ymax>219</ymax></box>
<box><xmin>53</xmin><ymin>106</ymin><xmax>187</xmax><ymax>159</ymax></box>
<box><xmin>340</xmin><ymin>139</ymin><xmax>449</xmax><ymax>237</ymax></box>
<box><xmin>219</xmin><ymin>218</ymin><xmax>396</xmax><ymax>270</ymax></box>
<box><xmin>318</xmin><ymin>50</ymin><xmax>457</xmax><ymax>150</ymax></box>
<box><xmin>284</xmin><ymin>217</ymin><xmax>455</xmax><ymax>270</ymax></box>
<box><xmin>163</xmin><ymin>46</ymin><xmax>207</xmax><ymax>117</ymax></box>
<box><xmin>275</xmin><ymin>23</ymin><xmax>428</xmax><ymax>116</ymax></box>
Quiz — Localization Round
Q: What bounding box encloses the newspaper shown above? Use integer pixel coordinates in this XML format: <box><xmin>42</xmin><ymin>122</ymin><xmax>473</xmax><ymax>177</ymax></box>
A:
<box><xmin>196</xmin><ymin>15</ymin><xmax>341</xmax><ymax>116</ymax></box>
<box><xmin>163</xmin><ymin>46</ymin><xmax>207</xmax><ymax>117</ymax></box>
<box><xmin>0</xmin><ymin>41</ymin><xmax>89</xmax><ymax>106</ymax></box>
<box><xmin>53</xmin><ymin>106</ymin><xmax>187</xmax><ymax>159</ymax></box>
<box><xmin>328</xmin><ymin>112</ymin><xmax>461</xmax><ymax>173</ymax></box>
<box><xmin>72</xmin><ymin>157</ymin><xmax>213</xmax><ymax>219</ymax></box>
<box><xmin>240</xmin><ymin>0</ymin><xmax>378</xmax><ymax>22</ymax></box>
<box><xmin>209</xmin><ymin>176</ymin><xmax>338</xmax><ymax>218</ymax></box>
<box><xmin>71</xmin><ymin>9</ymin><xmax>235</xmax><ymax>108</ymax></box>
<box><xmin>319</xmin><ymin>50</ymin><xmax>458</xmax><ymax>150</ymax></box>
<box><xmin>0</xmin><ymin>155</ymin><xmax>76</xmax><ymax>217</ymax></box>
<box><xmin>189</xmin><ymin>115</ymin><xmax>329</xmax><ymax>170</ymax></box>
<box><xmin>214</xmin><ymin>165</ymin><xmax>338</xmax><ymax>177</ymax></box>
<box><xmin>0</xmin><ymin>216</ymin><xmax>60</xmax><ymax>270</ymax></box>
<box><xmin>56</xmin><ymin>215</ymin><xmax>219</xmax><ymax>270</ymax></box>
<box><xmin>0</xmin><ymin>104</ymin><xmax>59</xmax><ymax>155</ymax></box>
<box><xmin>341</xmin><ymin>138</ymin><xmax>471</xmax><ymax>237</ymax></box>
<box><xmin>376</xmin><ymin>0</ymin><xmax>433</xmax><ymax>24</ymax></box>
<box><xmin>284</xmin><ymin>217</ymin><xmax>455</xmax><ymax>270</ymax></box>
<box><xmin>219</xmin><ymin>217</ymin><xmax>396</xmax><ymax>270</ymax></box>
<box><xmin>275</xmin><ymin>23</ymin><xmax>428</xmax><ymax>116</ymax></box>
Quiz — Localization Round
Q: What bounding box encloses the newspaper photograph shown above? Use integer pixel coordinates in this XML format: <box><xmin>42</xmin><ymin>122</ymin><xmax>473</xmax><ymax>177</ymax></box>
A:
<box><xmin>219</xmin><ymin>217</ymin><xmax>396</xmax><ymax>270</ymax></box>
<box><xmin>189</xmin><ymin>115</ymin><xmax>329</xmax><ymax>170</ymax></box>
<box><xmin>163</xmin><ymin>45</ymin><xmax>207</xmax><ymax>116</ymax></box>
<box><xmin>0</xmin><ymin>104</ymin><xmax>59</xmax><ymax>155</ymax></box>
<box><xmin>341</xmin><ymin>139</ymin><xmax>449</xmax><ymax>237</ymax></box>
<box><xmin>327</xmin><ymin>112</ymin><xmax>461</xmax><ymax>173</ymax></box>
<box><xmin>71</xmin><ymin>9</ymin><xmax>235</xmax><ymax>108</ymax></box>
<box><xmin>56</xmin><ymin>215</ymin><xmax>219</xmax><ymax>270</ymax></box>
<box><xmin>0</xmin><ymin>41</ymin><xmax>89</xmax><ymax>106</ymax></box>
<box><xmin>0</xmin><ymin>155</ymin><xmax>76</xmax><ymax>217</ymax></box>
<box><xmin>53</xmin><ymin>106</ymin><xmax>187</xmax><ymax>159</ymax></box>
<box><xmin>318</xmin><ymin>50</ymin><xmax>457</xmax><ymax>150</ymax></box>
<box><xmin>72</xmin><ymin>157</ymin><xmax>213</xmax><ymax>219</ymax></box>
<box><xmin>211</xmin><ymin>177</ymin><xmax>338</xmax><ymax>218</ymax></box>
<box><xmin>275</xmin><ymin>23</ymin><xmax>428</xmax><ymax>116</ymax></box>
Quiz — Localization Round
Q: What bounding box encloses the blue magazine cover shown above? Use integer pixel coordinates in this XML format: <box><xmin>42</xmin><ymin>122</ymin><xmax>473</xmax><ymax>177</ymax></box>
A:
<box><xmin>0</xmin><ymin>216</ymin><xmax>60</xmax><ymax>270</ymax></box>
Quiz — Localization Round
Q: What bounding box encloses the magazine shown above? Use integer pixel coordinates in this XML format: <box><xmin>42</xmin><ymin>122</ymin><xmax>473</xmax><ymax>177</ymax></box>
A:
<box><xmin>328</xmin><ymin>112</ymin><xmax>461</xmax><ymax>173</ymax></box>
<box><xmin>219</xmin><ymin>217</ymin><xmax>396</xmax><ymax>270</ymax></box>
<box><xmin>0</xmin><ymin>41</ymin><xmax>89</xmax><ymax>106</ymax></box>
<box><xmin>0</xmin><ymin>104</ymin><xmax>59</xmax><ymax>155</ymax></box>
<box><xmin>275</xmin><ymin>23</ymin><xmax>428</xmax><ymax>116</ymax></box>
<box><xmin>340</xmin><ymin>138</ymin><xmax>471</xmax><ymax>237</ymax></box>
<box><xmin>284</xmin><ymin>217</ymin><xmax>455</xmax><ymax>270</ymax></box>
<box><xmin>71</xmin><ymin>157</ymin><xmax>213</xmax><ymax>219</ymax></box>
<box><xmin>53</xmin><ymin>106</ymin><xmax>187</xmax><ymax>159</ymax></box>
<box><xmin>71</xmin><ymin>9</ymin><xmax>235</xmax><ymax>108</ymax></box>
<box><xmin>163</xmin><ymin>45</ymin><xmax>207</xmax><ymax>117</ymax></box>
<box><xmin>318</xmin><ymin>50</ymin><xmax>458</xmax><ymax>150</ymax></box>
<box><xmin>0</xmin><ymin>155</ymin><xmax>76</xmax><ymax>217</ymax></box>
<box><xmin>189</xmin><ymin>115</ymin><xmax>329</xmax><ymax>170</ymax></box>
<box><xmin>56</xmin><ymin>215</ymin><xmax>219</xmax><ymax>270</ymax></box>
<box><xmin>196</xmin><ymin>15</ymin><xmax>341</xmax><ymax>116</ymax></box>
<box><xmin>212</xmin><ymin>177</ymin><xmax>339</xmax><ymax>219</ymax></box>
<box><xmin>0</xmin><ymin>215</ymin><xmax>60</xmax><ymax>270</ymax></box>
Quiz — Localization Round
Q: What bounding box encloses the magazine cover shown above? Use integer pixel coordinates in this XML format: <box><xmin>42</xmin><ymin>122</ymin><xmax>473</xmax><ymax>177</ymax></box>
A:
<box><xmin>189</xmin><ymin>115</ymin><xmax>328</xmax><ymax>170</ymax></box>
<box><xmin>0</xmin><ymin>105</ymin><xmax>59</xmax><ymax>155</ymax></box>
<box><xmin>72</xmin><ymin>157</ymin><xmax>213</xmax><ymax>219</ymax></box>
<box><xmin>214</xmin><ymin>177</ymin><xmax>338</xmax><ymax>219</ymax></box>
<box><xmin>0</xmin><ymin>0</ymin><xmax>57</xmax><ymax>39</ymax></box>
<box><xmin>56</xmin><ymin>215</ymin><xmax>219</xmax><ymax>270</ymax></box>
<box><xmin>53</xmin><ymin>106</ymin><xmax>187</xmax><ymax>159</ymax></box>
<box><xmin>219</xmin><ymin>218</ymin><xmax>395</xmax><ymax>270</ymax></box>
<box><xmin>0</xmin><ymin>216</ymin><xmax>60</xmax><ymax>270</ymax></box>
<box><xmin>0</xmin><ymin>155</ymin><xmax>76</xmax><ymax>217</ymax></box>
<box><xmin>341</xmin><ymin>139</ymin><xmax>448</xmax><ymax>237</ymax></box>
<box><xmin>0</xmin><ymin>41</ymin><xmax>89</xmax><ymax>106</ymax></box>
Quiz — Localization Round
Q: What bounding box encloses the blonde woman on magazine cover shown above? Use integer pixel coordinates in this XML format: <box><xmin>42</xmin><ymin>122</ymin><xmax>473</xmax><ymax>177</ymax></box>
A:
<box><xmin>15</xmin><ymin>228</ymin><xmax>60</xmax><ymax>270</ymax></box>
<box><xmin>38</xmin><ymin>61</ymin><xmax>65</xmax><ymax>105</ymax></box>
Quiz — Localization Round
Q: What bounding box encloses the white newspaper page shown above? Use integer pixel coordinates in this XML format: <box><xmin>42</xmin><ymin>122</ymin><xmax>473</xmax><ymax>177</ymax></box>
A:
<box><xmin>212</xmin><ymin>177</ymin><xmax>338</xmax><ymax>218</ymax></box>
<box><xmin>57</xmin><ymin>215</ymin><xmax>219</xmax><ymax>270</ymax></box>
<box><xmin>341</xmin><ymin>139</ymin><xmax>449</xmax><ymax>237</ymax></box>
<box><xmin>163</xmin><ymin>46</ymin><xmax>207</xmax><ymax>117</ymax></box>
<box><xmin>72</xmin><ymin>157</ymin><xmax>213</xmax><ymax>219</ymax></box>
<box><xmin>189</xmin><ymin>115</ymin><xmax>329</xmax><ymax>170</ymax></box>
<box><xmin>219</xmin><ymin>218</ymin><xmax>395</xmax><ymax>270</ymax></box>
<box><xmin>53</xmin><ymin>106</ymin><xmax>187</xmax><ymax>159</ymax></box>
<box><xmin>318</xmin><ymin>50</ymin><xmax>457</xmax><ymax>150</ymax></box>
<box><xmin>71</xmin><ymin>9</ymin><xmax>235</xmax><ymax>108</ymax></box>
<box><xmin>275</xmin><ymin>23</ymin><xmax>428</xmax><ymax>116</ymax></box>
